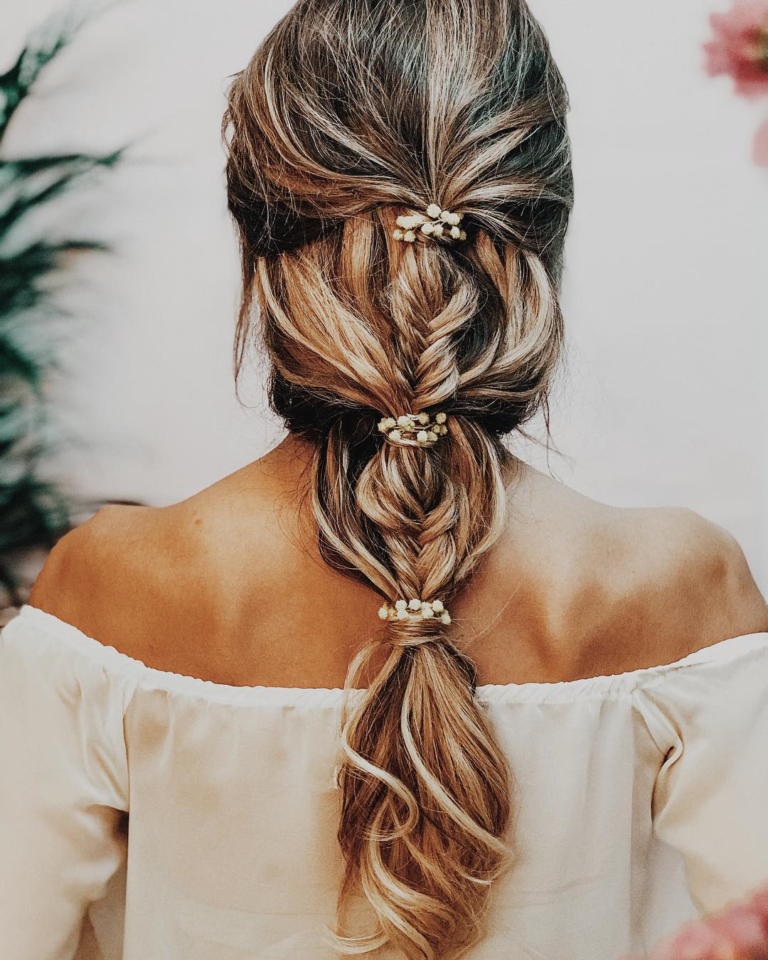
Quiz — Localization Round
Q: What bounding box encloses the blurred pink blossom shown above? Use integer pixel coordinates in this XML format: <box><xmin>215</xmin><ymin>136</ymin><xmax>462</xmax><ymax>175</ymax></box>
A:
<box><xmin>754</xmin><ymin>117</ymin><xmax>768</xmax><ymax>162</ymax></box>
<box><xmin>704</xmin><ymin>1</ymin><xmax>768</xmax><ymax>97</ymax></box>
<box><xmin>619</xmin><ymin>880</ymin><xmax>768</xmax><ymax>960</ymax></box>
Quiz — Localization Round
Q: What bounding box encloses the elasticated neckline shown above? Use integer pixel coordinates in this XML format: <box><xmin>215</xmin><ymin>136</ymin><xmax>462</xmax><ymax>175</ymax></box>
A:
<box><xmin>10</xmin><ymin>603</ymin><xmax>768</xmax><ymax>707</ymax></box>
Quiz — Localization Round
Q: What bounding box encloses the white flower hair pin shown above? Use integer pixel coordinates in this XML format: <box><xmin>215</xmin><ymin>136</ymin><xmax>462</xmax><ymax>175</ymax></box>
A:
<box><xmin>393</xmin><ymin>203</ymin><xmax>467</xmax><ymax>243</ymax></box>
<box><xmin>378</xmin><ymin>598</ymin><xmax>452</xmax><ymax>626</ymax></box>
<box><xmin>377</xmin><ymin>411</ymin><xmax>449</xmax><ymax>447</ymax></box>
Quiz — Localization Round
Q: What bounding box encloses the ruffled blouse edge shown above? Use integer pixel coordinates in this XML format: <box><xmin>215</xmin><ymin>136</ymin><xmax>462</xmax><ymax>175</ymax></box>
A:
<box><xmin>4</xmin><ymin>603</ymin><xmax>767</xmax><ymax>707</ymax></box>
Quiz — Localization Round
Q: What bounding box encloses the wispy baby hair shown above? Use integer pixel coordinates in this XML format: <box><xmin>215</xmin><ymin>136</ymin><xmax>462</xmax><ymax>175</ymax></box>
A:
<box><xmin>223</xmin><ymin>0</ymin><xmax>573</xmax><ymax>956</ymax></box>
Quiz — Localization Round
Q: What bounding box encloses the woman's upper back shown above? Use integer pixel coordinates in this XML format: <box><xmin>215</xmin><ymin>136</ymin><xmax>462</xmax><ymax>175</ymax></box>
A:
<box><xmin>27</xmin><ymin>446</ymin><xmax>768</xmax><ymax>691</ymax></box>
<box><xmin>3</xmin><ymin>448</ymin><xmax>768</xmax><ymax>959</ymax></box>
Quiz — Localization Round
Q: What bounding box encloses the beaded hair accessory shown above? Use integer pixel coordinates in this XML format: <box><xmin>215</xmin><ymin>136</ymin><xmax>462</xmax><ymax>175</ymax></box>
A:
<box><xmin>378</xmin><ymin>411</ymin><xmax>448</xmax><ymax>447</ymax></box>
<box><xmin>379</xmin><ymin>598</ymin><xmax>452</xmax><ymax>625</ymax></box>
<box><xmin>393</xmin><ymin>203</ymin><xmax>467</xmax><ymax>243</ymax></box>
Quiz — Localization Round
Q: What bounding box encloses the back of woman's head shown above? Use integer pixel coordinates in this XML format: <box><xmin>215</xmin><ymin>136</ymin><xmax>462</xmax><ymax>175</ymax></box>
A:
<box><xmin>224</xmin><ymin>0</ymin><xmax>573</xmax><ymax>956</ymax></box>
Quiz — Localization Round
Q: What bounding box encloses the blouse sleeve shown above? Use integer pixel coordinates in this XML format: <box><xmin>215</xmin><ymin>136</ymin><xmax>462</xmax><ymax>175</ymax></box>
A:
<box><xmin>636</xmin><ymin>634</ymin><xmax>768</xmax><ymax>917</ymax></box>
<box><xmin>0</xmin><ymin>609</ymin><xmax>133</xmax><ymax>960</ymax></box>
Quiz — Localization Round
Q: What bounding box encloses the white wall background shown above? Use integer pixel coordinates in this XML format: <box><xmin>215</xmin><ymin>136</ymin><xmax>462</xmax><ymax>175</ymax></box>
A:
<box><xmin>2</xmin><ymin>0</ymin><xmax>767</xmax><ymax>588</ymax></box>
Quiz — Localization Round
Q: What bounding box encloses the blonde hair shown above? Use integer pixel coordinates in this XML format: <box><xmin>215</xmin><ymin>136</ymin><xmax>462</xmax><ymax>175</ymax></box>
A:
<box><xmin>224</xmin><ymin>0</ymin><xmax>573</xmax><ymax>956</ymax></box>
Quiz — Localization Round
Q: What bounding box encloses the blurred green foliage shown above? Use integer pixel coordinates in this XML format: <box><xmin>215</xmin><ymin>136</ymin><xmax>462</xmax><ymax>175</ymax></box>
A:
<box><xmin>0</xmin><ymin>10</ymin><xmax>121</xmax><ymax>604</ymax></box>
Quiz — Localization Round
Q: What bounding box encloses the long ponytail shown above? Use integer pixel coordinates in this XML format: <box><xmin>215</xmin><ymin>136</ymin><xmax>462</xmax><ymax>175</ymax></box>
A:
<box><xmin>224</xmin><ymin>1</ymin><xmax>573</xmax><ymax>956</ymax></box>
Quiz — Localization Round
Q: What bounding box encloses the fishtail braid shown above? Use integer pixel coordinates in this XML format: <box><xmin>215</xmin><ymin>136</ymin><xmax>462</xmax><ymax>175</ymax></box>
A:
<box><xmin>224</xmin><ymin>0</ymin><xmax>573</xmax><ymax>956</ymax></box>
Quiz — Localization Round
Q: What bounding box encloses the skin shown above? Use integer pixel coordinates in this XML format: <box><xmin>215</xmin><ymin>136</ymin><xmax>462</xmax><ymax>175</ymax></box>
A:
<box><xmin>29</xmin><ymin>433</ymin><xmax>768</xmax><ymax>690</ymax></box>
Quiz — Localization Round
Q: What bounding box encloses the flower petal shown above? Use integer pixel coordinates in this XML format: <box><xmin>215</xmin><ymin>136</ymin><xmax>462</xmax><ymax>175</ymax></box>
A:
<box><xmin>753</xmin><ymin>116</ymin><xmax>768</xmax><ymax>164</ymax></box>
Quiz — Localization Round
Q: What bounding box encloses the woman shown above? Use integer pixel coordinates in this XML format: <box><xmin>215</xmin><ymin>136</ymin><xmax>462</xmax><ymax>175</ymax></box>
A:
<box><xmin>1</xmin><ymin>0</ymin><xmax>767</xmax><ymax>958</ymax></box>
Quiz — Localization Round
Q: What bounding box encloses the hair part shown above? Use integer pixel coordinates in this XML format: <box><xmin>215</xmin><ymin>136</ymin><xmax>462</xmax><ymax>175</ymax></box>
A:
<box><xmin>224</xmin><ymin>0</ymin><xmax>573</xmax><ymax>956</ymax></box>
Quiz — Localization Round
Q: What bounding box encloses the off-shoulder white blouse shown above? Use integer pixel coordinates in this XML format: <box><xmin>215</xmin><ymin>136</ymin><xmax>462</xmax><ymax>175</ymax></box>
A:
<box><xmin>1</xmin><ymin>604</ymin><xmax>767</xmax><ymax>960</ymax></box>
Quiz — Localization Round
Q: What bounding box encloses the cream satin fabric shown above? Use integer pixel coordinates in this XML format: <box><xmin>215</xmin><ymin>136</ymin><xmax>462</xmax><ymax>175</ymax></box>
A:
<box><xmin>1</xmin><ymin>603</ymin><xmax>767</xmax><ymax>960</ymax></box>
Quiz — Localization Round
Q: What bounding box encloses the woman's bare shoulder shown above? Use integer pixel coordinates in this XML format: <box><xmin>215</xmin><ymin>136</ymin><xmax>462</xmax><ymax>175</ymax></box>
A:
<box><xmin>28</xmin><ymin>454</ymin><xmax>306</xmax><ymax>617</ymax></box>
<box><xmin>24</xmin><ymin>497</ymin><xmax>254</xmax><ymax>680</ymax></box>
<box><xmin>23</xmin><ymin>456</ymin><xmax>350</xmax><ymax>685</ymax></box>
<box><xmin>576</xmin><ymin>499</ymin><xmax>766</xmax><ymax>668</ymax></box>
<box><xmin>28</xmin><ymin>503</ymin><xmax>178</xmax><ymax>643</ymax></box>
<box><xmin>609</xmin><ymin>504</ymin><xmax>767</xmax><ymax>627</ymax></box>
<box><xmin>25</xmin><ymin>460</ymin><xmax>768</xmax><ymax>686</ymax></box>
<box><xmin>497</xmin><ymin>468</ymin><xmax>768</xmax><ymax>675</ymax></box>
<box><xmin>616</xmin><ymin>505</ymin><xmax>768</xmax><ymax>661</ymax></box>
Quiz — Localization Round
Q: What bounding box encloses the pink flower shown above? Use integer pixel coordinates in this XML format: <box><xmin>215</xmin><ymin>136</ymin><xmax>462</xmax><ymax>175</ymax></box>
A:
<box><xmin>753</xmin><ymin>116</ymin><xmax>768</xmax><ymax>164</ymax></box>
<box><xmin>706</xmin><ymin>903</ymin><xmax>768</xmax><ymax>954</ymax></box>
<box><xmin>749</xmin><ymin>886</ymin><xmax>768</xmax><ymax>922</ymax></box>
<box><xmin>704</xmin><ymin>1</ymin><xmax>768</xmax><ymax>97</ymax></box>
<box><xmin>623</xmin><ymin>880</ymin><xmax>768</xmax><ymax>960</ymax></box>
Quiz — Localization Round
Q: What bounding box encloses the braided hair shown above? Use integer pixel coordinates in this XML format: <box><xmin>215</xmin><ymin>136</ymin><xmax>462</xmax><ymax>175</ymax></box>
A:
<box><xmin>224</xmin><ymin>1</ymin><xmax>573</xmax><ymax>956</ymax></box>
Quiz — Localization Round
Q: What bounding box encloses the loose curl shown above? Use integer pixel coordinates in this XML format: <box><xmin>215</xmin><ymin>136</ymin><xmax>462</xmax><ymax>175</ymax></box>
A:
<box><xmin>224</xmin><ymin>1</ymin><xmax>573</xmax><ymax>956</ymax></box>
